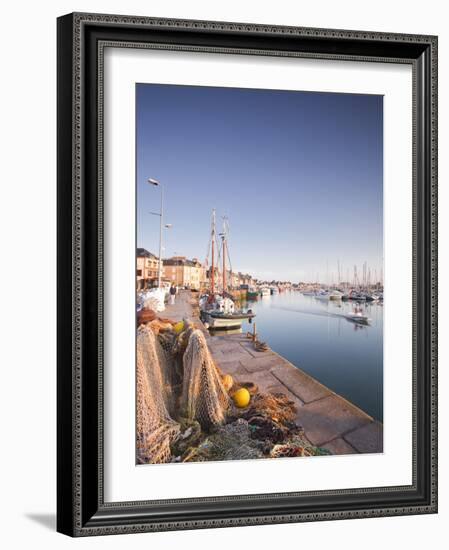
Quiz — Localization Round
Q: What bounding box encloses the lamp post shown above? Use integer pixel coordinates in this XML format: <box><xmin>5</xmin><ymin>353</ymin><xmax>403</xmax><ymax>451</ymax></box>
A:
<box><xmin>148</xmin><ymin>178</ymin><xmax>172</xmax><ymax>288</ymax></box>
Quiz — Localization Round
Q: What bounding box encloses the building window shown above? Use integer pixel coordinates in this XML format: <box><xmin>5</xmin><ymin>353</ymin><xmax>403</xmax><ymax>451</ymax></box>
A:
<box><xmin>137</xmin><ymin>269</ymin><xmax>142</xmax><ymax>276</ymax></box>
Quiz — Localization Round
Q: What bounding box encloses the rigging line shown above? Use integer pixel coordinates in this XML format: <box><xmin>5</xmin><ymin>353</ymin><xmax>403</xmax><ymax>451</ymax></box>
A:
<box><xmin>227</xmin><ymin>244</ymin><xmax>233</xmax><ymax>274</ymax></box>
<box><xmin>221</xmin><ymin>215</ymin><xmax>233</xmax><ymax>275</ymax></box>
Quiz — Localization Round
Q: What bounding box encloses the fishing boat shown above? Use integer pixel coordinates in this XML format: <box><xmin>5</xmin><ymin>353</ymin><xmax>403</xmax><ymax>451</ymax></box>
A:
<box><xmin>246</xmin><ymin>287</ymin><xmax>259</xmax><ymax>300</ymax></box>
<box><xmin>199</xmin><ymin>294</ymin><xmax>255</xmax><ymax>329</ymax></box>
<box><xmin>260</xmin><ymin>287</ymin><xmax>271</xmax><ymax>297</ymax></box>
<box><xmin>200</xmin><ymin>211</ymin><xmax>255</xmax><ymax>330</ymax></box>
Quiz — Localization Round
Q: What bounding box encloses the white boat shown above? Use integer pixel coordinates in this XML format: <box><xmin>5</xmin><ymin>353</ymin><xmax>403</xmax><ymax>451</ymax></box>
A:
<box><xmin>328</xmin><ymin>289</ymin><xmax>344</xmax><ymax>300</ymax></box>
<box><xmin>200</xmin><ymin>294</ymin><xmax>255</xmax><ymax>329</ymax></box>
<box><xmin>270</xmin><ymin>287</ymin><xmax>279</xmax><ymax>295</ymax></box>
<box><xmin>260</xmin><ymin>287</ymin><xmax>271</xmax><ymax>297</ymax></box>
<box><xmin>314</xmin><ymin>290</ymin><xmax>330</xmax><ymax>301</ymax></box>
<box><xmin>343</xmin><ymin>307</ymin><xmax>371</xmax><ymax>325</ymax></box>
<box><xmin>314</xmin><ymin>289</ymin><xmax>342</xmax><ymax>301</ymax></box>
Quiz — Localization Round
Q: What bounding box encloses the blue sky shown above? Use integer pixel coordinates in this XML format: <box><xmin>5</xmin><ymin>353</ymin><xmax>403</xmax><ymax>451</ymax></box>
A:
<box><xmin>136</xmin><ymin>84</ymin><xmax>383</xmax><ymax>283</ymax></box>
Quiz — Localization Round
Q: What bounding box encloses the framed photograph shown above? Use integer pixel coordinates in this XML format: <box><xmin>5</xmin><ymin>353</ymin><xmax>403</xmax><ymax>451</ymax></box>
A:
<box><xmin>57</xmin><ymin>12</ymin><xmax>438</xmax><ymax>536</ymax></box>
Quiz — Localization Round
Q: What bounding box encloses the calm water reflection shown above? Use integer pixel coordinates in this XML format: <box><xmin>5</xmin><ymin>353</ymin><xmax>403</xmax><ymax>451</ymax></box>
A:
<box><xmin>234</xmin><ymin>291</ymin><xmax>383</xmax><ymax>422</ymax></box>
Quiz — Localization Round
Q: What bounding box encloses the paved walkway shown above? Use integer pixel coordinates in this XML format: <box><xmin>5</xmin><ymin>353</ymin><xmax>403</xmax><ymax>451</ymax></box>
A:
<box><xmin>161</xmin><ymin>290</ymin><xmax>196</xmax><ymax>322</ymax></box>
<box><xmin>164</xmin><ymin>291</ymin><xmax>383</xmax><ymax>455</ymax></box>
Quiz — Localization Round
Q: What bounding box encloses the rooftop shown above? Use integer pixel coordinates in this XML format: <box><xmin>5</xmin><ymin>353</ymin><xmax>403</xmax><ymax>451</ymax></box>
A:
<box><xmin>163</xmin><ymin>256</ymin><xmax>202</xmax><ymax>267</ymax></box>
<box><xmin>137</xmin><ymin>248</ymin><xmax>158</xmax><ymax>259</ymax></box>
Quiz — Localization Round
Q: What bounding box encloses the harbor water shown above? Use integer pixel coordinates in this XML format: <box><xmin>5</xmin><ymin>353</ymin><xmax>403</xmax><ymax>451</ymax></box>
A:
<box><xmin>235</xmin><ymin>291</ymin><xmax>383</xmax><ymax>422</ymax></box>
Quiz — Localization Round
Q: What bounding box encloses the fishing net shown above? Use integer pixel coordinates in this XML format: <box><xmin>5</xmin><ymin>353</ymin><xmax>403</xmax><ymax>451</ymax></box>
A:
<box><xmin>183</xmin><ymin>419</ymin><xmax>265</xmax><ymax>462</ymax></box>
<box><xmin>270</xmin><ymin>437</ymin><xmax>331</xmax><ymax>458</ymax></box>
<box><xmin>136</xmin><ymin>324</ymin><xmax>231</xmax><ymax>463</ymax></box>
<box><xmin>136</xmin><ymin>325</ymin><xmax>180</xmax><ymax>464</ymax></box>
<box><xmin>136</xmin><ymin>322</ymin><xmax>327</xmax><ymax>464</ymax></box>
<box><xmin>180</xmin><ymin>329</ymin><xmax>230</xmax><ymax>430</ymax></box>
<box><xmin>236</xmin><ymin>392</ymin><xmax>298</xmax><ymax>425</ymax></box>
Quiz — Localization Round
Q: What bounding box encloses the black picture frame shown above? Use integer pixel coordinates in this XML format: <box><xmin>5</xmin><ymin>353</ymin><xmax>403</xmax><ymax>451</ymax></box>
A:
<box><xmin>57</xmin><ymin>12</ymin><xmax>438</xmax><ymax>537</ymax></box>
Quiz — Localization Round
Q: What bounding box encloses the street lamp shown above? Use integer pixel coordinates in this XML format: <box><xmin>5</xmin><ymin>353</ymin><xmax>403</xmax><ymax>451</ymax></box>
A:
<box><xmin>147</xmin><ymin>178</ymin><xmax>172</xmax><ymax>288</ymax></box>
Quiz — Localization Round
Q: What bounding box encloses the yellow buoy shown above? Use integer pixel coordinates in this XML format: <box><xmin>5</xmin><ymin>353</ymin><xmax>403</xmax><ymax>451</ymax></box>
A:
<box><xmin>233</xmin><ymin>387</ymin><xmax>251</xmax><ymax>408</ymax></box>
<box><xmin>173</xmin><ymin>321</ymin><xmax>184</xmax><ymax>334</ymax></box>
<box><xmin>222</xmin><ymin>374</ymin><xmax>234</xmax><ymax>392</ymax></box>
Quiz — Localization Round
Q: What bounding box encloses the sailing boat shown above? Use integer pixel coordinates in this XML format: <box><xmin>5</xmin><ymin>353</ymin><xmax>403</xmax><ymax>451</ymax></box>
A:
<box><xmin>199</xmin><ymin>212</ymin><xmax>255</xmax><ymax>330</ymax></box>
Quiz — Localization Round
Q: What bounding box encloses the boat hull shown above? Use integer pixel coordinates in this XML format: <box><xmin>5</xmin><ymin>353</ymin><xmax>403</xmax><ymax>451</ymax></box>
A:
<box><xmin>202</xmin><ymin>312</ymin><xmax>254</xmax><ymax>329</ymax></box>
<box><xmin>344</xmin><ymin>314</ymin><xmax>370</xmax><ymax>324</ymax></box>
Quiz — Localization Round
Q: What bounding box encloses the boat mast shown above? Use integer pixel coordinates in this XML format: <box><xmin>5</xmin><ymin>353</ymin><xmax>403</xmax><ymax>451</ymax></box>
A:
<box><xmin>210</xmin><ymin>209</ymin><xmax>215</xmax><ymax>295</ymax></box>
<box><xmin>222</xmin><ymin>218</ymin><xmax>226</xmax><ymax>294</ymax></box>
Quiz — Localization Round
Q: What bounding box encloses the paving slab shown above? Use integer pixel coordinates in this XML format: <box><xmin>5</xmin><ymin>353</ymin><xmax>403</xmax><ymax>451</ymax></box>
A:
<box><xmin>321</xmin><ymin>437</ymin><xmax>357</xmax><ymax>455</ymax></box>
<box><xmin>214</xmin><ymin>350</ymin><xmax>251</xmax><ymax>363</ymax></box>
<box><xmin>228</xmin><ymin>334</ymin><xmax>249</xmax><ymax>342</ymax></box>
<box><xmin>295</xmin><ymin>395</ymin><xmax>372</xmax><ymax>446</ymax></box>
<box><xmin>272</xmin><ymin>364</ymin><xmax>332</xmax><ymax>403</ymax></box>
<box><xmin>234</xmin><ymin>370</ymin><xmax>281</xmax><ymax>393</ymax></box>
<box><xmin>239</xmin><ymin>355</ymin><xmax>282</xmax><ymax>373</ymax></box>
<box><xmin>238</xmin><ymin>339</ymin><xmax>275</xmax><ymax>354</ymax></box>
<box><xmin>216</xmin><ymin>360</ymin><xmax>248</xmax><ymax>377</ymax></box>
<box><xmin>210</xmin><ymin>341</ymin><xmax>244</xmax><ymax>352</ymax></box>
<box><xmin>210</xmin><ymin>350</ymin><xmax>224</xmax><ymax>360</ymax></box>
<box><xmin>243</xmin><ymin>345</ymin><xmax>276</xmax><ymax>358</ymax></box>
<box><xmin>161</xmin><ymin>290</ymin><xmax>193</xmax><ymax>321</ymax></box>
<box><xmin>344</xmin><ymin>421</ymin><xmax>383</xmax><ymax>454</ymax></box>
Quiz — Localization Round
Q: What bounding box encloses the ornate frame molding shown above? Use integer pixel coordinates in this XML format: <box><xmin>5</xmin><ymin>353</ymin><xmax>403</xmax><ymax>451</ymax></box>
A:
<box><xmin>57</xmin><ymin>12</ymin><xmax>438</xmax><ymax>537</ymax></box>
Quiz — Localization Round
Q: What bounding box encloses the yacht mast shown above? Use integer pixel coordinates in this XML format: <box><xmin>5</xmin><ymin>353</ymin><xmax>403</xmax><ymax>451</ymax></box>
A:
<box><xmin>222</xmin><ymin>218</ymin><xmax>226</xmax><ymax>293</ymax></box>
<box><xmin>211</xmin><ymin>209</ymin><xmax>216</xmax><ymax>295</ymax></box>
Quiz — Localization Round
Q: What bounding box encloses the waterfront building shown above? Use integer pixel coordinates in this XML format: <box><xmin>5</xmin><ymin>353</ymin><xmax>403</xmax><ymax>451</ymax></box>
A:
<box><xmin>136</xmin><ymin>248</ymin><xmax>160</xmax><ymax>289</ymax></box>
<box><xmin>163</xmin><ymin>256</ymin><xmax>205</xmax><ymax>290</ymax></box>
<box><xmin>228</xmin><ymin>270</ymin><xmax>240</xmax><ymax>289</ymax></box>
<box><xmin>238</xmin><ymin>273</ymin><xmax>254</xmax><ymax>286</ymax></box>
